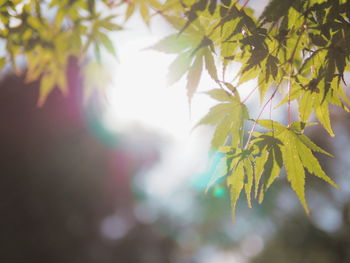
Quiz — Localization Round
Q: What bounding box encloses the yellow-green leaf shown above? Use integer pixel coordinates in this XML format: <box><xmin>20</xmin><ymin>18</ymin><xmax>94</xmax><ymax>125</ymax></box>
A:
<box><xmin>204</xmin><ymin>88</ymin><xmax>232</xmax><ymax>102</ymax></box>
<box><xmin>256</xmin><ymin>119</ymin><xmax>286</xmax><ymax>131</ymax></box>
<box><xmin>204</xmin><ymin>48</ymin><xmax>218</xmax><ymax>81</ymax></box>
<box><xmin>167</xmin><ymin>51</ymin><xmax>193</xmax><ymax>86</ymax></box>
<box><xmin>294</xmin><ymin>133</ymin><xmax>338</xmax><ymax>189</ymax></box>
<box><xmin>196</xmin><ymin>103</ymin><xmax>233</xmax><ymax>126</ymax></box>
<box><xmin>37</xmin><ymin>73</ymin><xmax>56</xmax><ymax>107</ymax></box>
<box><xmin>244</xmin><ymin>158</ymin><xmax>254</xmax><ymax>208</ymax></box>
<box><xmin>227</xmin><ymin>161</ymin><xmax>245</xmax><ymax>220</ymax></box>
<box><xmin>299</xmin><ymin>91</ymin><xmax>314</xmax><ymax>122</ymax></box>
<box><xmin>140</xmin><ymin>2</ymin><xmax>150</xmax><ymax>25</ymax></box>
<box><xmin>279</xmin><ymin>131</ymin><xmax>310</xmax><ymax>214</ymax></box>
<box><xmin>211</xmin><ymin>116</ymin><xmax>232</xmax><ymax>149</ymax></box>
<box><xmin>298</xmin><ymin>134</ymin><xmax>333</xmax><ymax>157</ymax></box>
<box><xmin>96</xmin><ymin>32</ymin><xmax>117</xmax><ymax>58</ymax></box>
<box><xmin>314</xmin><ymin>98</ymin><xmax>335</xmax><ymax>136</ymax></box>
<box><xmin>254</xmin><ymin>150</ymin><xmax>269</xmax><ymax>198</ymax></box>
<box><xmin>186</xmin><ymin>54</ymin><xmax>203</xmax><ymax>101</ymax></box>
<box><xmin>150</xmin><ymin>34</ymin><xmax>192</xmax><ymax>54</ymax></box>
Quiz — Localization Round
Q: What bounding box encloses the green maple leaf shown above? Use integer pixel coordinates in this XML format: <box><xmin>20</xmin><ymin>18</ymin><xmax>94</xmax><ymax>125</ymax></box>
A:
<box><xmin>279</xmin><ymin>129</ymin><xmax>310</xmax><ymax>214</ymax></box>
<box><xmin>227</xmin><ymin>149</ymin><xmax>254</xmax><ymax>220</ymax></box>
<box><xmin>254</xmin><ymin>120</ymin><xmax>338</xmax><ymax>214</ymax></box>
<box><xmin>228</xmin><ymin>158</ymin><xmax>245</xmax><ymax>220</ymax></box>
<box><xmin>196</xmin><ymin>91</ymin><xmax>249</xmax><ymax>149</ymax></box>
<box><xmin>251</xmin><ymin>133</ymin><xmax>283</xmax><ymax>198</ymax></box>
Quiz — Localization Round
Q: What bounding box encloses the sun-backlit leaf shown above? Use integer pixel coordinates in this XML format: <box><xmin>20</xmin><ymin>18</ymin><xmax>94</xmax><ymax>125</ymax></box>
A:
<box><xmin>227</xmin><ymin>160</ymin><xmax>245</xmax><ymax>220</ymax></box>
<box><xmin>150</xmin><ymin>34</ymin><xmax>192</xmax><ymax>54</ymax></box>
<box><xmin>205</xmin><ymin>88</ymin><xmax>232</xmax><ymax>102</ymax></box>
<box><xmin>167</xmin><ymin>51</ymin><xmax>193</xmax><ymax>86</ymax></box>
<box><xmin>256</xmin><ymin>119</ymin><xmax>286</xmax><ymax>132</ymax></box>
<box><xmin>196</xmin><ymin>102</ymin><xmax>232</xmax><ymax>126</ymax></box>
<box><xmin>279</xmin><ymin>130</ymin><xmax>310</xmax><ymax>214</ymax></box>
<box><xmin>251</xmin><ymin>134</ymin><xmax>283</xmax><ymax>191</ymax></box>
<box><xmin>314</xmin><ymin>97</ymin><xmax>335</xmax><ymax>136</ymax></box>
<box><xmin>37</xmin><ymin>73</ymin><xmax>56</xmax><ymax>107</ymax></box>
<box><xmin>298</xmin><ymin>134</ymin><xmax>333</xmax><ymax>157</ymax></box>
<box><xmin>186</xmin><ymin>53</ymin><xmax>203</xmax><ymax>101</ymax></box>
<box><xmin>238</xmin><ymin>66</ymin><xmax>259</xmax><ymax>86</ymax></box>
<box><xmin>254</xmin><ymin>150</ymin><xmax>269</xmax><ymax>198</ymax></box>
<box><xmin>243</xmin><ymin>157</ymin><xmax>253</xmax><ymax>208</ymax></box>
<box><xmin>96</xmin><ymin>31</ymin><xmax>117</xmax><ymax>58</ymax></box>
<box><xmin>211</xmin><ymin>116</ymin><xmax>233</xmax><ymax>149</ymax></box>
<box><xmin>294</xmin><ymin>133</ymin><xmax>338</xmax><ymax>189</ymax></box>
<box><xmin>265</xmin><ymin>148</ymin><xmax>283</xmax><ymax>189</ymax></box>
<box><xmin>125</xmin><ymin>3</ymin><xmax>136</xmax><ymax>21</ymax></box>
<box><xmin>299</xmin><ymin>91</ymin><xmax>314</xmax><ymax>122</ymax></box>
<box><xmin>140</xmin><ymin>2</ymin><xmax>150</xmax><ymax>25</ymax></box>
<box><xmin>197</xmin><ymin>94</ymin><xmax>248</xmax><ymax>149</ymax></box>
<box><xmin>204</xmin><ymin>48</ymin><xmax>218</xmax><ymax>81</ymax></box>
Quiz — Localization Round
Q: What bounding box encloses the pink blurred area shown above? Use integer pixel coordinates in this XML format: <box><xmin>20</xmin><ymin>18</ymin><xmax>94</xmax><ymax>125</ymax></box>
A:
<box><xmin>0</xmin><ymin>58</ymin><xmax>175</xmax><ymax>263</ymax></box>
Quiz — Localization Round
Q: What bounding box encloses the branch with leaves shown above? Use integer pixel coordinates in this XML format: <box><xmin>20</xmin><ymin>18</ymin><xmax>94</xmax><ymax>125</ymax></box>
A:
<box><xmin>151</xmin><ymin>0</ymin><xmax>349</xmax><ymax>218</ymax></box>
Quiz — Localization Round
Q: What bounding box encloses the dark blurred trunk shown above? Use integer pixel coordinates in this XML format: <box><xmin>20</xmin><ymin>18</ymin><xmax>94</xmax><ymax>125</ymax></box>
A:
<box><xmin>0</xmin><ymin>59</ymin><xmax>175</xmax><ymax>263</ymax></box>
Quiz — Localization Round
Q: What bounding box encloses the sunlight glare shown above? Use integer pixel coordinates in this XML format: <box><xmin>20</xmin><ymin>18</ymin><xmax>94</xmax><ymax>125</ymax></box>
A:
<box><xmin>103</xmin><ymin>35</ymin><xmax>193</xmax><ymax>140</ymax></box>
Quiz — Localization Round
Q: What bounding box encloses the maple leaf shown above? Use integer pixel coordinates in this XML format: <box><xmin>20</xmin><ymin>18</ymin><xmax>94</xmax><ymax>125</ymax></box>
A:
<box><xmin>254</xmin><ymin>120</ymin><xmax>338</xmax><ymax>213</ymax></box>
<box><xmin>197</xmin><ymin>90</ymin><xmax>249</xmax><ymax>149</ymax></box>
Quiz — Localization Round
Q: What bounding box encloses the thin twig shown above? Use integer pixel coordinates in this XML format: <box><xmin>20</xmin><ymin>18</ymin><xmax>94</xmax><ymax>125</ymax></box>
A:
<box><xmin>244</xmin><ymin>79</ymin><xmax>283</xmax><ymax>149</ymax></box>
<box><xmin>287</xmin><ymin>74</ymin><xmax>291</xmax><ymax>127</ymax></box>
<box><xmin>241</xmin><ymin>0</ymin><xmax>250</xmax><ymax>9</ymax></box>
<box><xmin>286</xmin><ymin>19</ymin><xmax>307</xmax><ymax>126</ymax></box>
<box><xmin>269</xmin><ymin>91</ymin><xmax>273</xmax><ymax>120</ymax></box>
<box><xmin>242</xmin><ymin>84</ymin><xmax>259</xmax><ymax>104</ymax></box>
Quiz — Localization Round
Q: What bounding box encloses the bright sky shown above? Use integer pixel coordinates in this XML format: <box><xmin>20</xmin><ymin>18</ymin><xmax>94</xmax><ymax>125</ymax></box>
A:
<box><xmin>102</xmin><ymin>36</ymin><xmax>192</xmax><ymax>140</ymax></box>
<box><xmin>102</xmin><ymin>17</ymin><xmax>217</xmax><ymax>141</ymax></box>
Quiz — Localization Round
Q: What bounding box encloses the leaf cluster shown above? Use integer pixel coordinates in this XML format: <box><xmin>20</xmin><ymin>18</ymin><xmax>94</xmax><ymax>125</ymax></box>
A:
<box><xmin>151</xmin><ymin>0</ymin><xmax>349</xmax><ymax>217</ymax></box>
<box><xmin>0</xmin><ymin>0</ymin><xmax>126</xmax><ymax>105</ymax></box>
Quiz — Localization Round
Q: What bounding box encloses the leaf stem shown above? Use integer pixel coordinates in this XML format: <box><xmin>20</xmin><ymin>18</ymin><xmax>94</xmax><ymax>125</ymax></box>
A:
<box><xmin>241</xmin><ymin>0</ymin><xmax>250</xmax><ymax>8</ymax></box>
<box><xmin>242</xmin><ymin>84</ymin><xmax>259</xmax><ymax>104</ymax></box>
<box><xmin>241</xmin><ymin>74</ymin><xmax>271</xmax><ymax>104</ymax></box>
<box><xmin>244</xmin><ymin>79</ymin><xmax>283</xmax><ymax>149</ymax></box>
<box><xmin>286</xmin><ymin>16</ymin><xmax>307</xmax><ymax>126</ymax></box>
<box><xmin>287</xmin><ymin>75</ymin><xmax>291</xmax><ymax>127</ymax></box>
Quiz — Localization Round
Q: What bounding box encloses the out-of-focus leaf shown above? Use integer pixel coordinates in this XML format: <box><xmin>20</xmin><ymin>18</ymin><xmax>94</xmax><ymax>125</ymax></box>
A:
<box><xmin>96</xmin><ymin>31</ymin><xmax>117</xmax><ymax>58</ymax></box>
<box><xmin>125</xmin><ymin>3</ymin><xmax>135</xmax><ymax>21</ymax></box>
<box><xmin>204</xmin><ymin>48</ymin><xmax>218</xmax><ymax>81</ymax></box>
<box><xmin>186</xmin><ymin>53</ymin><xmax>203</xmax><ymax>101</ymax></box>
<box><xmin>37</xmin><ymin>72</ymin><xmax>56</xmax><ymax>107</ymax></box>
<box><xmin>0</xmin><ymin>57</ymin><xmax>6</xmax><ymax>69</ymax></box>
<box><xmin>140</xmin><ymin>2</ymin><xmax>150</xmax><ymax>25</ymax></box>
<box><xmin>204</xmin><ymin>88</ymin><xmax>232</xmax><ymax>102</ymax></box>
<box><xmin>228</xmin><ymin>160</ymin><xmax>245</xmax><ymax>220</ymax></box>
<box><xmin>149</xmin><ymin>34</ymin><xmax>192</xmax><ymax>54</ymax></box>
<box><xmin>167</xmin><ymin>51</ymin><xmax>193</xmax><ymax>86</ymax></box>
